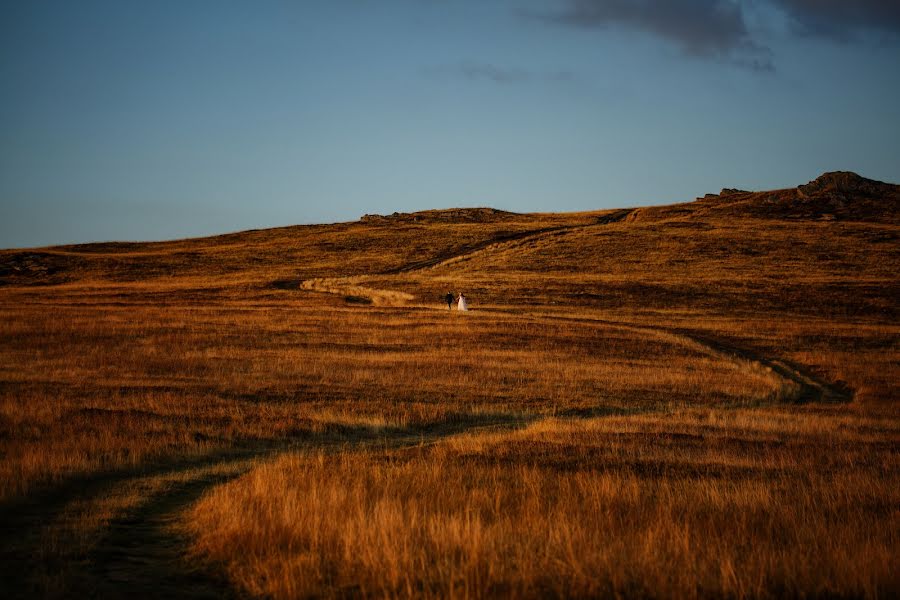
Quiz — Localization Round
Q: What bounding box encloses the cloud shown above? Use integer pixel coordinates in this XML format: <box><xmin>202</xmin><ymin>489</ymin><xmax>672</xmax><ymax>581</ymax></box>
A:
<box><xmin>458</xmin><ymin>62</ymin><xmax>531</xmax><ymax>83</ymax></box>
<box><xmin>526</xmin><ymin>0</ymin><xmax>775</xmax><ymax>71</ymax></box>
<box><xmin>430</xmin><ymin>61</ymin><xmax>576</xmax><ymax>84</ymax></box>
<box><xmin>767</xmin><ymin>0</ymin><xmax>900</xmax><ymax>41</ymax></box>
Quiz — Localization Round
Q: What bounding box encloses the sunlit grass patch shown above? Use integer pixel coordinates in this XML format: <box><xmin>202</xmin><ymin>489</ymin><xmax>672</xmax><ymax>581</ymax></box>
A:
<box><xmin>185</xmin><ymin>407</ymin><xmax>899</xmax><ymax>599</ymax></box>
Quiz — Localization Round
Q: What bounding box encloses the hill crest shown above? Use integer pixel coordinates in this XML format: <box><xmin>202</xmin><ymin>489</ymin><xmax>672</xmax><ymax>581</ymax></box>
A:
<box><xmin>629</xmin><ymin>171</ymin><xmax>899</xmax><ymax>224</ymax></box>
<box><xmin>360</xmin><ymin>207</ymin><xmax>520</xmax><ymax>224</ymax></box>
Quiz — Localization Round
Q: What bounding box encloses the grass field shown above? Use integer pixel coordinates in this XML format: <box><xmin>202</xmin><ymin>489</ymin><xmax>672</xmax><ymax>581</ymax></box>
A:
<box><xmin>186</xmin><ymin>409</ymin><xmax>898</xmax><ymax>599</ymax></box>
<box><xmin>0</xmin><ymin>172</ymin><xmax>897</xmax><ymax>598</ymax></box>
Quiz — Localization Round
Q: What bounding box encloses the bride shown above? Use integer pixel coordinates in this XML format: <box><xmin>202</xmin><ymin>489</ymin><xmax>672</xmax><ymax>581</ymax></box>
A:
<box><xmin>457</xmin><ymin>293</ymin><xmax>468</xmax><ymax>311</ymax></box>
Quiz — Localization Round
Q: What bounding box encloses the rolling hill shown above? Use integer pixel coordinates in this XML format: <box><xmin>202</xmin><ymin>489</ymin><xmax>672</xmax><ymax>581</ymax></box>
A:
<box><xmin>0</xmin><ymin>171</ymin><xmax>897</xmax><ymax>598</ymax></box>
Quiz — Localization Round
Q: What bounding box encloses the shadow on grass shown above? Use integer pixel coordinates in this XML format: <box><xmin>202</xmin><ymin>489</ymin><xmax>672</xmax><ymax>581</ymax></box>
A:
<box><xmin>554</xmin><ymin>405</ymin><xmax>645</xmax><ymax>419</ymax></box>
<box><xmin>0</xmin><ymin>410</ymin><xmax>534</xmax><ymax>599</ymax></box>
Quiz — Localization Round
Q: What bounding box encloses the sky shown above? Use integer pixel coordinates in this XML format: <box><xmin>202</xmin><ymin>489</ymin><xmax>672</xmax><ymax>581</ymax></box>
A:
<box><xmin>2</xmin><ymin>0</ymin><xmax>899</xmax><ymax>248</ymax></box>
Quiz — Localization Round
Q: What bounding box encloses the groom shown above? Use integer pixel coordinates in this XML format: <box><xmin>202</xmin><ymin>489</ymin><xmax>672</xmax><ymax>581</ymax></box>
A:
<box><xmin>445</xmin><ymin>291</ymin><xmax>454</xmax><ymax>310</ymax></box>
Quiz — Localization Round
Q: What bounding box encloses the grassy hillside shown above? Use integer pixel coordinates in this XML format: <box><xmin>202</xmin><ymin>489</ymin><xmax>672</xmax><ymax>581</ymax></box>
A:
<box><xmin>0</xmin><ymin>172</ymin><xmax>897</xmax><ymax>598</ymax></box>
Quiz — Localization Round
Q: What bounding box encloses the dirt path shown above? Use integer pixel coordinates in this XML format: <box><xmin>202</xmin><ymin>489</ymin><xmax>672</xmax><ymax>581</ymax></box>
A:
<box><xmin>0</xmin><ymin>415</ymin><xmax>530</xmax><ymax>599</ymax></box>
<box><xmin>0</xmin><ymin>446</ymin><xmax>273</xmax><ymax>599</ymax></box>
<box><xmin>86</xmin><ymin>462</ymin><xmax>251</xmax><ymax>600</ymax></box>
<box><xmin>300</xmin><ymin>209</ymin><xmax>634</xmax><ymax>301</ymax></box>
<box><xmin>386</xmin><ymin>209</ymin><xmax>634</xmax><ymax>275</ymax></box>
<box><xmin>491</xmin><ymin>309</ymin><xmax>852</xmax><ymax>405</ymax></box>
<box><xmin>666</xmin><ymin>326</ymin><xmax>852</xmax><ymax>403</ymax></box>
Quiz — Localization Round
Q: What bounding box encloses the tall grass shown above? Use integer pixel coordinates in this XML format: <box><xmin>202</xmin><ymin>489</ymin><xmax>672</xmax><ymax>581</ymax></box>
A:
<box><xmin>0</xmin><ymin>295</ymin><xmax>786</xmax><ymax>501</ymax></box>
<box><xmin>1</xmin><ymin>200</ymin><xmax>896</xmax><ymax>598</ymax></box>
<box><xmin>185</xmin><ymin>408</ymin><xmax>899</xmax><ymax>599</ymax></box>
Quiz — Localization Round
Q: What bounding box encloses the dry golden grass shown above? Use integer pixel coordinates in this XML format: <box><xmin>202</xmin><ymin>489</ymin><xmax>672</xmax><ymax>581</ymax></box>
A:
<box><xmin>185</xmin><ymin>408</ymin><xmax>899</xmax><ymax>599</ymax></box>
<box><xmin>355</xmin><ymin>213</ymin><xmax>898</xmax><ymax>409</ymax></box>
<box><xmin>0</xmin><ymin>291</ymin><xmax>787</xmax><ymax>501</ymax></box>
<box><xmin>1</xmin><ymin>181</ymin><xmax>897</xmax><ymax>597</ymax></box>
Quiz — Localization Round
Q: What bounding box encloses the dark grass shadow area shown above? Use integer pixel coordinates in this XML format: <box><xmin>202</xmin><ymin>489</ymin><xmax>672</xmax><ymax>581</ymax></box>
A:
<box><xmin>0</xmin><ymin>410</ymin><xmax>536</xmax><ymax>599</ymax></box>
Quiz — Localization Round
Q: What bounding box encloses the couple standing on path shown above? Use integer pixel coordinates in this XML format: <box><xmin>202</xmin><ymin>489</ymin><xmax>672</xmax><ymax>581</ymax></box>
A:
<box><xmin>445</xmin><ymin>292</ymin><xmax>468</xmax><ymax>311</ymax></box>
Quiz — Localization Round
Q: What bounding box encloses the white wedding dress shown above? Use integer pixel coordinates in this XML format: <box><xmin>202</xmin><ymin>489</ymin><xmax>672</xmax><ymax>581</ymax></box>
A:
<box><xmin>457</xmin><ymin>295</ymin><xmax>468</xmax><ymax>311</ymax></box>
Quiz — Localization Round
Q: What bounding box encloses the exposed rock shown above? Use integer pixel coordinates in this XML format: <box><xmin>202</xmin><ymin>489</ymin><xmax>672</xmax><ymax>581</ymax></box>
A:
<box><xmin>361</xmin><ymin>207</ymin><xmax>519</xmax><ymax>224</ymax></box>
<box><xmin>646</xmin><ymin>171</ymin><xmax>898</xmax><ymax>224</ymax></box>
<box><xmin>0</xmin><ymin>251</ymin><xmax>80</xmax><ymax>285</ymax></box>
<box><xmin>797</xmin><ymin>171</ymin><xmax>887</xmax><ymax>198</ymax></box>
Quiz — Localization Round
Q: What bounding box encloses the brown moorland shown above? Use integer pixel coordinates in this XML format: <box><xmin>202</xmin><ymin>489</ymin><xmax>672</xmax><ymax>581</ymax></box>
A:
<box><xmin>0</xmin><ymin>171</ymin><xmax>897</xmax><ymax>598</ymax></box>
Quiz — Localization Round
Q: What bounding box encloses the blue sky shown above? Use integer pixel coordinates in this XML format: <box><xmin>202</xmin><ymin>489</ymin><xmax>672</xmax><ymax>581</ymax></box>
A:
<box><xmin>2</xmin><ymin>0</ymin><xmax>899</xmax><ymax>247</ymax></box>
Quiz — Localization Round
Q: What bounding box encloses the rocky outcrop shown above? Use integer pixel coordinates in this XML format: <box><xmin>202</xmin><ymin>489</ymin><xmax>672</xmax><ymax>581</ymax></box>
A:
<box><xmin>361</xmin><ymin>207</ymin><xmax>519</xmax><ymax>224</ymax></box>
<box><xmin>784</xmin><ymin>172</ymin><xmax>899</xmax><ymax>222</ymax></box>
<box><xmin>0</xmin><ymin>251</ymin><xmax>81</xmax><ymax>285</ymax></box>
<box><xmin>797</xmin><ymin>171</ymin><xmax>889</xmax><ymax>198</ymax></box>
<box><xmin>634</xmin><ymin>172</ymin><xmax>898</xmax><ymax>224</ymax></box>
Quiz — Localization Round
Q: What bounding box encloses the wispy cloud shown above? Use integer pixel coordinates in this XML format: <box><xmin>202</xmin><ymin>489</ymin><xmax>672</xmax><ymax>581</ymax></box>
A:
<box><xmin>458</xmin><ymin>62</ymin><xmax>531</xmax><ymax>84</ymax></box>
<box><xmin>523</xmin><ymin>0</ymin><xmax>774</xmax><ymax>72</ymax></box>
<box><xmin>429</xmin><ymin>61</ymin><xmax>577</xmax><ymax>85</ymax></box>
<box><xmin>768</xmin><ymin>0</ymin><xmax>900</xmax><ymax>41</ymax></box>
